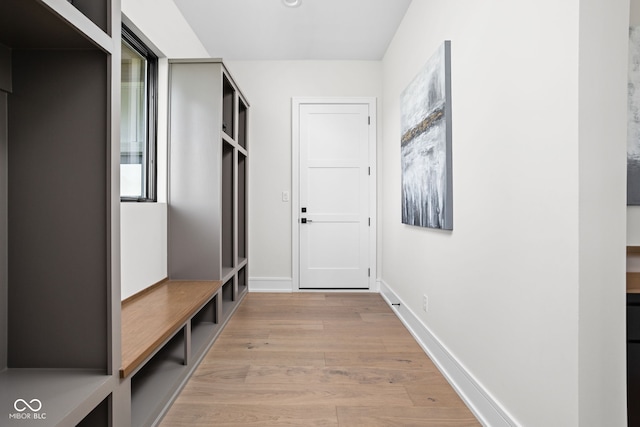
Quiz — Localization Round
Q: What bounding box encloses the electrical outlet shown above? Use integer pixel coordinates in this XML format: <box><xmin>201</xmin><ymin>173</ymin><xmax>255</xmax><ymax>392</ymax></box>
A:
<box><xmin>422</xmin><ymin>295</ymin><xmax>428</xmax><ymax>312</ymax></box>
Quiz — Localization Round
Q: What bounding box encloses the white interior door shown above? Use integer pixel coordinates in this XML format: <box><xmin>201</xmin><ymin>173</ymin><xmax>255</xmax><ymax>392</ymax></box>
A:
<box><xmin>298</xmin><ymin>103</ymin><xmax>371</xmax><ymax>289</ymax></box>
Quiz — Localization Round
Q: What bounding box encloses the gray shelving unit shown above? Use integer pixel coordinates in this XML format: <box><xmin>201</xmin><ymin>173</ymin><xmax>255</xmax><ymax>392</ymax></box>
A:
<box><xmin>1</xmin><ymin>4</ymin><xmax>250</xmax><ymax>427</ymax></box>
<box><xmin>123</xmin><ymin>281</ymin><xmax>242</xmax><ymax>427</ymax></box>
<box><xmin>0</xmin><ymin>0</ymin><xmax>121</xmax><ymax>426</ymax></box>
<box><xmin>106</xmin><ymin>59</ymin><xmax>251</xmax><ymax>427</ymax></box>
<box><xmin>190</xmin><ymin>295</ymin><xmax>222</xmax><ymax>355</ymax></box>
<box><xmin>168</xmin><ymin>59</ymin><xmax>249</xmax><ymax>293</ymax></box>
<box><xmin>130</xmin><ymin>332</ymin><xmax>189</xmax><ymax>427</ymax></box>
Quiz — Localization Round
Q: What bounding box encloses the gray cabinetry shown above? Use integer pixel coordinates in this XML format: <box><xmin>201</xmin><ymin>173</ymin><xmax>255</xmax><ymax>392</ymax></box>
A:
<box><xmin>168</xmin><ymin>59</ymin><xmax>249</xmax><ymax>296</ymax></box>
<box><xmin>0</xmin><ymin>0</ymin><xmax>120</xmax><ymax>425</ymax></box>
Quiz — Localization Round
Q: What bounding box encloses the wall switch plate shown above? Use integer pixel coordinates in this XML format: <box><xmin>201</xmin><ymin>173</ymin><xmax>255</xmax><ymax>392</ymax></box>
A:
<box><xmin>423</xmin><ymin>295</ymin><xmax>428</xmax><ymax>312</ymax></box>
<box><xmin>282</xmin><ymin>191</ymin><xmax>290</xmax><ymax>202</ymax></box>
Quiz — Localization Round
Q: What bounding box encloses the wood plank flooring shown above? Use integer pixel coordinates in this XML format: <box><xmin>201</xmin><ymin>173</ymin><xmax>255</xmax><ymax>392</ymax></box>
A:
<box><xmin>160</xmin><ymin>293</ymin><xmax>480</xmax><ymax>426</ymax></box>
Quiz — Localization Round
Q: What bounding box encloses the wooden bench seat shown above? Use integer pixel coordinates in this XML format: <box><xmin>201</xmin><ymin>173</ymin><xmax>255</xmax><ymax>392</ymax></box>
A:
<box><xmin>629</xmin><ymin>247</ymin><xmax>640</xmax><ymax>294</ymax></box>
<box><xmin>120</xmin><ymin>280</ymin><xmax>223</xmax><ymax>378</ymax></box>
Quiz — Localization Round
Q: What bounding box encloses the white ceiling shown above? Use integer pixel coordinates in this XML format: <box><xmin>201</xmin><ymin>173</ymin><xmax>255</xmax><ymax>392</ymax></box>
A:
<box><xmin>172</xmin><ymin>0</ymin><xmax>412</xmax><ymax>60</ymax></box>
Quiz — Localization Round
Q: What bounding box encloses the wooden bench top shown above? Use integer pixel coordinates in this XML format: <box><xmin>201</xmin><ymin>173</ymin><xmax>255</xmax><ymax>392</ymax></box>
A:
<box><xmin>120</xmin><ymin>280</ymin><xmax>223</xmax><ymax>378</ymax></box>
<box><xmin>629</xmin><ymin>273</ymin><xmax>640</xmax><ymax>294</ymax></box>
<box><xmin>629</xmin><ymin>247</ymin><xmax>640</xmax><ymax>294</ymax></box>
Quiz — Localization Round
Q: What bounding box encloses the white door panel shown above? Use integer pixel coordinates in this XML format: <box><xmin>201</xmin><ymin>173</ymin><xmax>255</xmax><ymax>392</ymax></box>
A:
<box><xmin>308</xmin><ymin>168</ymin><xmax>360</xmax><ymax>213</ymax></box>
<box><xmin>307</xmin><ymin>113</ymin><xmax>363</xmax><ymax>161</ymax></box>
<box><xmin>299</xmin><ymin>103</ymin><xmax>370</xmax><ymax>289</ymax></box>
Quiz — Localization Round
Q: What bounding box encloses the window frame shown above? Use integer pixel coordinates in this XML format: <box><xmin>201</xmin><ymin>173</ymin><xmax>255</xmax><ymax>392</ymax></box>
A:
<box><xmin>120</xmin><ymin>25</ymin><xmax>158</xmax><ymax>202</ymax></box>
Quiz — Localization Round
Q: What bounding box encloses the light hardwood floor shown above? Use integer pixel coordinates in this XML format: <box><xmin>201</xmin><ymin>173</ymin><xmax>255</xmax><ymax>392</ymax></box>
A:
<box><xmin>160</xmin><ymin>292</ymin><xmax>481</xmax><ymax>426</ymax></box>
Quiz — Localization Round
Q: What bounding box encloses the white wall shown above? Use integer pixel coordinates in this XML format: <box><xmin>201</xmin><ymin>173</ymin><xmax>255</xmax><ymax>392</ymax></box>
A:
<box><xmin>121</xmin><ymin>0</ymin><xmax>208</xmax><ymax>59</ymax></box>
<box><xmin>120</xmin><ymin>0</ymin><xmax>209</xmax><ymax>299</ymax></box>
<box><xmin>121</xmin><ymin>203</ymin><xmax>168</xmax><ymax>299</ymax></box>
<box><xmin>381</xmin><ymin>0</ymin><xmax>627</xmax><ymax>425</ymax></box>
<box><xmin>578</xmin><ymin>0</ymin><xmax>629</xmax><ymax>424</ymax></box>
<box><xmin>224</xmin><ymin>60</ymin><xmax>382</xmax><ymax>288</ymax></box>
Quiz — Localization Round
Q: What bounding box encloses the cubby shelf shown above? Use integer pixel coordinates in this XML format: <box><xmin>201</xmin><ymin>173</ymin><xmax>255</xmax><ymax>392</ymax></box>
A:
<box><xmin>169</xmin><ymin>59</ymin><xmax>249</xmax><ymax>305</ymax></box>
<box><xmin>130</xmin><ymin>332</ymin><xmax>188</xmax><ymax>427</ymax></box>
<box><xmin>191</xmin><ymin>295</ymin><xmax>222</xmax><ymax>355</ymax></box>
<box><xmin>168</xmin><ymin>58</ymin><xmax>249</xmax><ymax>296</ymax></box>
<box><xmin>122</xmin><ymin>280</ymin><xmax>244</xmax><ymax>427</ymax></box>
<box><xmin>1</xmin><ymin>369</ymin><xmax>113</xmax><ymax>427</ymax></box>
<box><xmin>1</xmin><ymin>0</ymin><xmax>120</xmax><ymax>426</ymax></box>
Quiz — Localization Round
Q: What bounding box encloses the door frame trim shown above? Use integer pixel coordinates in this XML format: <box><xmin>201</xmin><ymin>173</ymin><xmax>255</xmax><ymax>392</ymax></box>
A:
<box><xmin>291</xmin><ymin>97</ymin><xmax>377</xmax><ymax>292</ymax></box>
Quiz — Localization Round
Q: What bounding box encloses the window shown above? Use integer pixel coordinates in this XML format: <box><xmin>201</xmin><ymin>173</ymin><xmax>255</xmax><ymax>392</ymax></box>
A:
<box><xmin>121</xmin><ymin>26</ymin><xmax>157</xmax><ymax>201</ymax></box>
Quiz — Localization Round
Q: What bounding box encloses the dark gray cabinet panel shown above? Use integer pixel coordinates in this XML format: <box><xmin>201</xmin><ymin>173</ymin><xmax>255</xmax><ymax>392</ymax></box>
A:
<box><xmin>7</xmin><ymin>48</ymin><xmax>108</xmax><ymax>369</ymax></box>
<box><xmin>629</xmin><ymin>293</ymin><xmax>640</xmax><ymax>426</ymax></box>
<box><xmin>0</xmin><ymin>44</ymin><xmax>10</xmax><ymax>93</ymax></box>
<box><xmin>168</xmin><ymin>60</ymin><xmax>249</xmax><ymax>286</ymax></box>
<box><xmin>0</xmin><ymin>91</ymin><xmax>7</xmax><ymax>371</ymax></box>
<box><xmin>168</xmin><ymin>62</ymin><xmax>223</xmax><ymax>280</ymax></box>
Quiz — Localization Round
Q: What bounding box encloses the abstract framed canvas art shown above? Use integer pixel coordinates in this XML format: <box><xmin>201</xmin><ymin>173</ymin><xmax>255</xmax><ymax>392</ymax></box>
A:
<box><xmin>401</xmin><ymin>41</ymin><xmax>453</xmax><ymax>229</ymax></box>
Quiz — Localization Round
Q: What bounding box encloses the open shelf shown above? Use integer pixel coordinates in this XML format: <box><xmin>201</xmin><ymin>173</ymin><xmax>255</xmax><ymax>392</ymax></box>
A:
<box><xmin>0</xmin><ymin>368</ymin><xmax>111</xmax><ymax>427</ymax></box>
<box><xmin>221</xmin><ymin>265</ymin><xmax>235</xmax><ymax>280</ymax></box>
<box><xmin>131</xmin><ymin>332</ymin><xmax>187</xmax><ymax>427</ymax></box>
<box><xmin>166</xmin><ymin>60</ymin><xmax>248</xmax><ymax>425</ymax></box>
<box><xmin>191</xmin><ymin>295</ymin><xmax>221</xmax><ymax>355</ymax></box>
<box><xmin>222</xmin><ymin>140</ymin><xmax>235</xmax><ymax>272</ymax></box>
<box><xmin>77</xmin><ymin>395</ymin><xmax>110</xmax><ymax>427</ymax></box>
<box><xmin>8</xmin><ymin>47</ymin><xmax>109</xmax><ymax>370</ymax></box>
<box><xmin>238</xmin><ymin>265</ymin><xmax>248</xmax><ymax>297</ymax></box>
<box><xmin>238</xmin><ymin>99</ymin><xmax>248</xmax><ymax>149</ymax></box>
<box><xmin>221</xmin><ymin>278</ymin><xmax>235</xmax><ymax>319</ymax></box>
<box><xmin>630</xmin><ymin>340</ymin><xmax>640</xmax><ymax>426</ymax></box>
<box><xmin>2</xmin><ymin>5</ymin><xmax>116</xmax><ymax>425</ymax></box>
<box><xmin>120</xmin><ymin>280</ymin><xmax>227</xmax><ymax>426</ymax></box>
<box><xmin>121</xmin><ymin>280</ymin><xmax>222</xmax><ymax>378</ymax></box>
<box><xmin>238</xmin><ymin>152</ymin><xmax>247</xmax><ymax>261</ymax></box>
<box><xmin>169</xmin><ymin>60</ymin><xmax>248</xmax><ymax>286</ymax></box>
<box><xmin>222</xmin><ymin>74</ymin><xmax>235</xmax><ymax>138</ymax></box>
<box><xmin>0</xmin><ymin>0</ymin><xmax>98</xmax><ymax>50</ymax></box>
<box><xmin>67</xmin><ymin>0</ymin><xmax>109</xmax><ymax>33</ymax></box>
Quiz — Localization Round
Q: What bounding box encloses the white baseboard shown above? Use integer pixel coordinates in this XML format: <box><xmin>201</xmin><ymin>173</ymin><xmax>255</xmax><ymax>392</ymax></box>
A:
<box><xmin>379</xmin><ymin>279</ymin><xmax>517</xmax><ymax>427</ymax></box>
<box><xmin>249</xmin><ymin>277</ymin><xmax>293</xmax><ymax>293</ymax></box>
<box><xmin>249</xmin><ymin>278</ymin><xmax>380</xmax><ymax>293</ymax></box>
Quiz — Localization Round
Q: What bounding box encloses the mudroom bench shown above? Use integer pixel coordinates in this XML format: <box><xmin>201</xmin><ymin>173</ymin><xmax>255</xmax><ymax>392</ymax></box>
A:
<box><xmin>120</xmin><ymin>278</ymin><xmax>245</xmax><ymax>426</ymax></box>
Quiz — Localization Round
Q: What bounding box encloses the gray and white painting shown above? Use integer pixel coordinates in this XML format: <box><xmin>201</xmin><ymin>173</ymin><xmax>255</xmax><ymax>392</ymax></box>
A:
<box><xmin>401</xmin><ymin>41</ymin><xmax>452</xmax><ymax>229</ymax></box>
<box><xmin>629</xmin><ymin>27</ymin><xmax>640</xmax><ymax>205</ymax></box>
